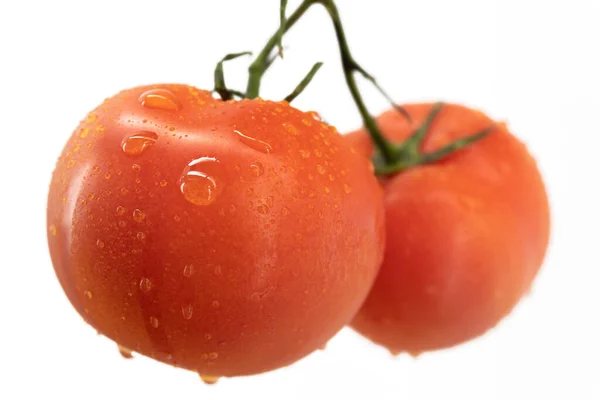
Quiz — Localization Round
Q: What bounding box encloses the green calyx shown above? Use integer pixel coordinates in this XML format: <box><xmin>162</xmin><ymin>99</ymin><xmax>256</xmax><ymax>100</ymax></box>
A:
<box><xmin>371</xmin><ymin>103</ymin><xmax>494</xmax><ymax>176</ymax></box>
<box><xmin>211</xmin><ymin>0</ymin><xmax>493</xmax><ymax>177</ymax></box>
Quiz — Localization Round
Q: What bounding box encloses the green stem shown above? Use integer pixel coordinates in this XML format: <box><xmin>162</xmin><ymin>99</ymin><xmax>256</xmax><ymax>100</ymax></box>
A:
<box><xmin>246</xmin><ymin>0</ymin><xmax>316</xmax><ymax>98</ymax></box>
<box><xmin>284</xmin><ymin>62</ymin><xmax>324</xmax><ymax>102</ymax></box>
<box><xmin>315</xmin><ymin>0</ymin><xmax>396</xmax><ymax>162</ymax></box>
<box><xmin>214</xmin><ymin>52</ymin><xmax>252</xmax><ymax>101</ymax></box>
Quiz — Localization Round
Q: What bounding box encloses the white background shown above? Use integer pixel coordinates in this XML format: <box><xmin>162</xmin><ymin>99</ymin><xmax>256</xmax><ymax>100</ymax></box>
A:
<box><xmin>1</xmin><ymin>0</ymin><xmax>599</xmax><ymax>399</ymax></box>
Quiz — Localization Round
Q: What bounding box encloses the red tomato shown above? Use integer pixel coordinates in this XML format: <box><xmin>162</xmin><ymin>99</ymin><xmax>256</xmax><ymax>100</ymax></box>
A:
<box><xmin>47</xmin><ymin>84</ymin><xmax>385</xmax><ymax>377</ymax></box>
<box><xmin>346</xmin><ymin>103</ymin><xmax>550</xmax><ymax>355</ymax></box>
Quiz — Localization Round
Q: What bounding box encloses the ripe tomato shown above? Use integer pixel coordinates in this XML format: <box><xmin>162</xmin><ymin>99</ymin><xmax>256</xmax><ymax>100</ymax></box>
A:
<box><xmin>346</xmin><ymin>103</ymin><xmax>550</xmax><ymax>355</ymax></box>
<box><xmin>47</xmin><ymin>84</ymin><xmax>385</xmax><ymax>377</ymax></box>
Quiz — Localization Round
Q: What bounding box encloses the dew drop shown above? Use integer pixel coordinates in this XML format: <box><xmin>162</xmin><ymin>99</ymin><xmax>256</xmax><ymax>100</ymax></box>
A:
<box><xmin>149</xmin><ymin>316</ymin><xmax>159</xmax><ymax>328</ymax></box>
<box><xmin>179</xmin><ymin>157</ymin><xmax>221</xmax><ymax>206</ymax></box>
<box><xmin>256</xmin><ymin>204</ymin><xmax>270</xmax><ymax>214</ymax></box>
<box><xmin>328</xmin><ymin>174</ymin><xmax>335</xmax><ymax>181</ymax></box>
<box><xmin>234</xmin><ymin>130</ymin><xmax>273</xmax><ymax>154</ymax></box>
<box><xmin>316</xmin><ymin>165</ymin><xmax>325</xmax><ymax>175</ymax></box>
<box><xmin>139</xmin><ymin>277</ymin><xmax>152</xmax><ymax>292</ymax></box>
<box><xmin>209</xmin><ymin>352</ymin><xmax>219</xmax><ymax>360</ymax></box>
<box><xmin>281</xmin><ymin>206</ymin><xmax>290</xmax><ymax>216</ymax></box>
<box><xmin>96</xmin><ymin>239</ymin><xmax>105</xmax><ymax>249</ymax></box>
<box><xmin>343</xmin><ymin>183</ymin><xmax>352</xmax><ymax>194</ymax></box>
<box><xmin>183</xmin><ymin>264</ymin><xmax>195</xmax><ymax>277</ymax></box>
<box><xmin>139</xmin><ymin>88</ymin><xmax>182</xmax><ymax>111</ymax></box>
<box><xmin>132</xmin><ymin>209</ymin><xmax>146</xmax><ymax>223</ymax></box>
<box><xmin>159</xmin><ymin>180</ymin><xmax>168</xmax><ymax>187</ymax></box>
<box><xmin>79</xmin><ymin>127</ymin><xmax>90</xmax><ymax>139</ymax></box>
<box><xmin>84</xmin><ymin>290</ymin><xmax>93</xmax><ymax>299</ymax></box>
<box><xmin>246</xmin><ymin>188</ymin><xmax>254</xmax><ymax>197</ymax></box>
<box><xmin>308</xmin><ymin>111</ymin><xmax>321</xmax><ymax>121</ymax></box>
<box><xmin>250</xmin><ymin>162</ymin><xmax>264</xmax><ymax>177</ymax></box>
<box><xmin>136</xmin><ymin>231</ymin><xmax>146</xmax><ymax>240</ymax></box>
<box><xmin>211</xmin><ymin>300</ymin><xmax>220</xmax><ymax>308</ymax></box>
<box><xmin>181</xmin><ymin>303</ymin><xmax>194</xmax><ymax>320</ymax></box>
<box><xmin>116</xmin><ymin>206</ymin><xmax>126</xmax><ymax>215</ymax></box>
<box><xmin>282</xmin><ymin>123</ymin><xmax>298</xmax><ymax>136</ymax></box>
<box><xmin>132</xmin><ymin>164</ymin><xmax>141</xmax><ymax>172</ymax></box>
<box><xmin>200</xmin><ymin>375</ymin><xmax>220</xmax><ymax>385</ymax></box>
<box><xmin>49</xmin><ymin>224</ymin><xmax>57</xmax><ymax>236</ymax></box>
<box><xmin>121</xmin><ymin>131</ymin><xmax>159</xmax><ymax>156</ymax></box>
<box><xmin>118</xmin><ymin>344</ymin><xmax>133</xmax><ymax>359</ymax></box>
<box><xmin>324</xmin><ymin>187</ymin><xmax>331</xmax><ymax>194</ymax></box>
<box><xmin>299</xmin><ymin>149</ymin><xmax>311</xmax><ymax>159</ymax></box>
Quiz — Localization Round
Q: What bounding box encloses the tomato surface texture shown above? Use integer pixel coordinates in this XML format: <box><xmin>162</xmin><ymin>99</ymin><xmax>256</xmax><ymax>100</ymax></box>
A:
<box><xmin>47</xmin><ymin>84</ymin><xmax>385</xmax><ymax>376</ymax></box>
<box><xmin>346</xmin><ymin>103</ymin><xmax>550</xmax><ymax>355</ymax></box>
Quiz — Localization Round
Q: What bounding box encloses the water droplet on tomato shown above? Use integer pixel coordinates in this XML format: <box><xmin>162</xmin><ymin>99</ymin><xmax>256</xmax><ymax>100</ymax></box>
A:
<box><xmin>132</xmin><ymin>164</ymin><xmax>141</xmax><ymax>171</ymax></box>
<box><xmin>256</xmin><ymin>204</ymin><xmax>270</xmax><ymax>214</ymax></box>
<box><xmin>118</xmin><ymin>344</ymin><xmax>134</xmax><ymax>359</ymax></box>
<box><xmin>84</xmin><ymin>290</ymin><xmax>93</xmax><ymax>299</ymax></box>
<box><xmin>283</xmin><ymin>123</ymin><xmax>298</xmax><ymax>136</ymax></box>
<box><xmin>316</xmin><ymin>165</ymin><xmax>325</xmax><ymax>175</ymax></box>
<box><xmin>266</xmin><ymin>196</ymin><xmax>274</xmax><ymax>207</ymax></box>
<box><xmin>149</xmin><ymin>316</ymin><xmax>159</xmax><ymax>328</ymax></box>
<box><xmin>182</xmin><ymin>303</ymin><xmax>194</xmax><ymax>320</ymax></box>
<box><xmin>209</xmin><ymin>352</ymin><xmax>219</xmax><ymax>360</ymax></box>
<box><xmin>96</xmin><ymin>239</ymin><xmax>105</xmax><ymax>249</ymax></box>
<box><xmin>308</xmin><ymin>111</ymin><xmax>321</xmax><ymax>121</ymax></box>
<box><xmin>211</xmin><ymin>300</ymin><xmax>220</xmax><ymax>308</ymax></box>
<box><xmin>139</xmin><ymin>88</ymin><xmax>182</xmax><ymax>111</ymax></box>
<box><xmin>159</xmin><ymin>180</ymin><xmax>168</xmax><ymax>187</ymax></box>
<box><xmin>281</xmin><ymin>206</ymin><xmax>290</xmax><ymax>216</ymax></box>
<box><xmin>199</xmin><ymin>375</ymin><xmax>220</xmax><ymax>385</ymax></box>
<box><xmin>183</xmin><ymin>264</ymin><xmax>195</xmax><ymax>277</ymax></box>
<box><xmin>116</xmin><ymin>206</ymin><xmax>126</xmax><ymax>216</ymax></box>
<box><xmin>121</xmin><ymin>131</ymin><xmax>158</xmax><ymax>156</ymax></box>
<box><xmin>179</xmin><ymin>157</ymin><xmax>221</xmax><ymax>206</ymax></box>
<box><xmin>49</xmin><ymin>224</ymin><xmax>57</xmax><ymax>236</ymax></box>
<box><xmin>299</xmin><ymin>149</ymin><xmax>311</xmax><ymax>159</ymax></box>
<box><xmin>136</xmin><ymin>231</ymin><xmax>146</xmax><ymax>240</ymax></box>
<box><xmin>234</xmin><ymin>130</ymin><xmax>273</xmax><ymax>154</ymax></box>
<box><xmin>343</xmin><ymin>183</ymin><xmax>352</xmax><ymax>194</ymax></box>
<box><xmin>139</xmin><ymin>277</ymin><xmax>152</xmax><ymax>292</ymax></box>
<box><xmin>132</xmin><ymin>209</ymin><xmax>146</xmax><ymax>223</ymax></box>
<box><xmin>250</xmin><ymin>162</ymin><xmax>264</xmax><ymax>177</ymax></box>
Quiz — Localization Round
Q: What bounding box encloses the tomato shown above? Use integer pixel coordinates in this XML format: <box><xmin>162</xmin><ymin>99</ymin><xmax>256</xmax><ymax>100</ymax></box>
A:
<box><xmin>346</xmin><ymin>103</ymin><xmax>550</xmax><ymax>355</ymax></box>
<box><xmin>47</xmin><ymin>84</ymin><xmax>385</xmax><ymax>377</ymax></box>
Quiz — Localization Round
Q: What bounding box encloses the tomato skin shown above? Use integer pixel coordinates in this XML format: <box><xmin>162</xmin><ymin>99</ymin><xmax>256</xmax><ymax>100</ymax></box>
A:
<box><xmin>346</xmin><ymin>103</ymin><xmax>550</xmax><ymax>354</ymax></box>
<box><xmin>47</xmin><ymin>84</ymin><xmax>385</xmax><ymax>376</ymax></box>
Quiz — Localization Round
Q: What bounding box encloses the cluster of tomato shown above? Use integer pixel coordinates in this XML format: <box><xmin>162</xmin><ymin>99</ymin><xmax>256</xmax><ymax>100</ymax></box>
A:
<box><xmin>46</xmin><ymin>0</ymin><xmax>549</xmax><ymax>384</ymax></box>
